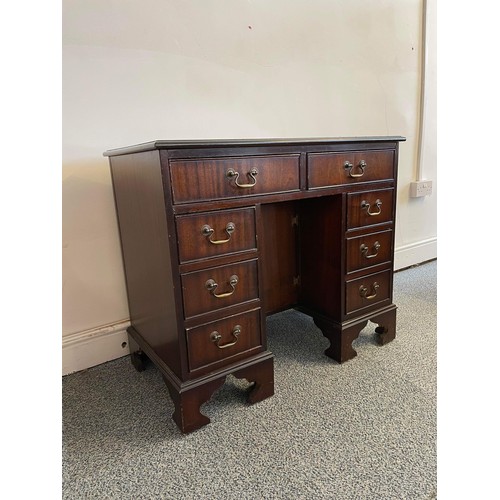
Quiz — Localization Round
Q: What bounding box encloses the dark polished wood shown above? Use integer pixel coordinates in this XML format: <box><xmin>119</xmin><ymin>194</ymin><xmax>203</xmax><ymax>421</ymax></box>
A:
<box><xmin>346</xmin><ymin>229</ymin><xmax>393</xmax><ymax>273</ymax></box>
<box><xmin>185</xmin><ymin>308</ymin><xmax>262</xmax><ymax>372</ymax></box>
<box><xmin>176</xmin><ymin>207</ymin><xmax>257</xmax><ymax>263</ymax></box>
<box><xmin>170</xmin><ymin>155</ymin><xmax>300</xmax><ymax>204</ymax></box>
<box><xmin>104</xmin><ymin>136</ymin><xmax>406</xmax><ymax>156</ymax></box>
<box><xmin>313</xmin><ymin>304</ymin><xmax>397</xmax><ymax>364</ymax></box>
<box><xmin>346</xmin><ymin>188</ymin><xmax>394</xmax><ymax>229</ymax></box>
<box><xmin>181</xmin><ymin>259</ymin><xmax>259</xmax><ymax>318</ymax></box>
<box><xmin>233</xmin><ymin>356</ymin><xmax>274</xmax><ymax>403</ymax></box>
<box><xmin>299</xmin><ymin>195</ymin><xmax>343</xmax><ymax>319</ymax></box>
<box><xmin>308</xmin><ymin>149</ymin><xmax>394</xmax><ymax>188</ymax></box>
<box><xmin>314</xmin><ymin>316</ymin><xmax>368</xmax><ymax>363</ymax></box>
<box><xmin>109</xmin><ymin>151</ymin><xmax>183</xmax><ymax>377</ymax></box>
<box><xmin>106</xmin><ymin>136</ymin><xmax>405</xmax><ymax>433</ymax></box>
<box><xmin>372</xmin><ymin>306</ymin><xmax>397</xmax><ymax>345</ymax></box>
<box><xmin>345</xmin><ymin>269</ymin><xmax>392</xmax><ymax>315</ymax></box>
<box><xmin>260</xmin><ymin>202</ymin><xmax>299</xmax><ymax>315</ymax></box>
<box><xmin>164</xmin><ymin>375</ymin><xmax>226</xmax><ymax>433</ymax></box>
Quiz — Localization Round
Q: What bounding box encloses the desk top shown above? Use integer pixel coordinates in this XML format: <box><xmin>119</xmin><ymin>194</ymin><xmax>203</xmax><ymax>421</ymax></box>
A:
<box><xmin>104</xmin><ymin>136</ymin><xmax>406</xmax><ymax>157</ymax></box>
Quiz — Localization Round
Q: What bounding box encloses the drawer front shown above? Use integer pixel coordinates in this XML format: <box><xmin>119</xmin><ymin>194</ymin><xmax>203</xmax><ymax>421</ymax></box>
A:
<box><xmin>308</xmin><ymin>150</ymin><xmax>394</xmax><ymax>189</ymax></box>
<box><xmin>176</xmin><ymin>208</ymin><xmax>256</xmax><ymax>263</ymax></box>
<box><xmin>170</xmin><ymin>155</ymin><xmax>300</xmax><ymax>204</ymax></box>
<box><xmin>186</xmin><ymin>309</ymin><xmax>262</xmax><ymax>372</ymax></box>
<box><xmin>346</xmin><ymin>229</ymin><xmax>393</xmax><ymax>273</ymax></box>
<box><xmin>345</xmin><ymin>270</ymin><xmax>392</xmax><ymax>314</ymax></box>
<box><xmin>347</xmin><ymin>189</ymin><xmax>394</xmax><ymax>229</ymax></box>
<box><xmin>181</xmin><ymin>260</ymin><xmax>259</xmax><ymax>318</ymax></box>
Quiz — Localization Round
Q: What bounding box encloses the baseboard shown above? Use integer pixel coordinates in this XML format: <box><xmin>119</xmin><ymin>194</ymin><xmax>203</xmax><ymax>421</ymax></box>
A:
<box><xmin>394</xmin><ymin>237</ymin><xmax>437</xmax><ymax>271</ymax></box>
<box><xmin>62</xmin><ymin>319</ymin><xmax>131</xmax><ymax>375</ymax></box>
<box><xmin>63</xmin><ymin>238</ymin><xmax>437</xmax><ymax>375</ymax></box>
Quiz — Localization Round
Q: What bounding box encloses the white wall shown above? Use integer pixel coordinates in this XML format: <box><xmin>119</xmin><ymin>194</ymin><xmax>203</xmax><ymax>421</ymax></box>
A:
<box><xmin>62</xmin><ymin>0</ymin><xmax>436</xmax><ymax>374</ymax></box>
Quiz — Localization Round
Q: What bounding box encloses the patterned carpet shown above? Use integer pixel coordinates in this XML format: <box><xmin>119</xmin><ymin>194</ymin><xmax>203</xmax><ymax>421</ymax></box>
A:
<box><xmin>62</xmin><ymin>260</ymin><xmax>437</xmax><ymax>499</ymax></box>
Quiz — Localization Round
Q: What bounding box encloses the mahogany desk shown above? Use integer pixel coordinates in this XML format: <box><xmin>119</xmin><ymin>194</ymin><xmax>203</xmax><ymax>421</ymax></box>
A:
<box><xmin>105</xmin><ymin>136</ymin><xmax>406</xmax><ymax>433</ymax></box>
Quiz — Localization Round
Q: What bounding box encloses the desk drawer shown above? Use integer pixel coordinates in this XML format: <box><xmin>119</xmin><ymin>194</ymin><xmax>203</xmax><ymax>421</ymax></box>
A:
<box><xmin>347</xmin><ymin>189</ymin><xmax>394</xmax><ymax>229</ymax></box>
<box><xmin>346</xmin><ymin>229</ymin><xmax>393</xmax><ymax>273</ymax></box>
<box><xmin>308</xmin><ymin>150</ymin><xmax>394</xmax><ymax>189</ymax></box>
<box><xmin>181</xmin><ymin>259</ymin><xmax>259</xmax><ymax>318</ymax></box>
<box><xmin>186</xmin><ymin>309</ymin><xmax>262</xmax><ymax>372</ymax></box>
<box><xmin>176</xmin><ymin>208</ymin><xmax>256</xmax><ymax>263</ymax></box>
<box><xmin>345</xmin><ymin>270</ymin><xmax>392</xmax><ymax>314</ymax></box>
<box><xmin>170</xmin><ymin>155</ymin><xmax>300</xmax><ymax>204</ymax></box>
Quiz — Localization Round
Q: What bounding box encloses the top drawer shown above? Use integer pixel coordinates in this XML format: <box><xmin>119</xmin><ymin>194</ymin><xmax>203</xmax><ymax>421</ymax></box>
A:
<box><xmin>170</xmin><ymin>155</ymin><xmax>300</xmax><ymax>204</ymax></box>
<box><xmin>307</xmin><ymin>150</ymin><xmax>394</xmax><ymax>189</ymax></box>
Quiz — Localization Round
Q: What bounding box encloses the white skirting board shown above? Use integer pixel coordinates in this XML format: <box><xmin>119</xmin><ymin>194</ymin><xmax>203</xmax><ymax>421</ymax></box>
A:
<box><xmin>393</xmin><ymin>237</ymin><xmax>437</xmax><ymax>271</ymax></box>
<box><xmin>62</xmin><ymin>319</ymin><xmax>131</xmax><ymax>375</ymax></box>
<box><xmin>62</xmin><ymin>238</ymin><xmax>437</xmax><ymax>375</ymax></box>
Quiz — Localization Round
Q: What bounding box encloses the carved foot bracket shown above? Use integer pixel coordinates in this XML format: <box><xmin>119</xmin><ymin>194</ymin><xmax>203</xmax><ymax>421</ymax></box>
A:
<box><xmin>314</xmin><ymin>306</ymin><xmax>397</xmax><ymax>364</ymax></box>
<box><xmin>233</xmin><ymin>356</ymin><xmax>275</xmax><ymax>404</ymax></box>
<box><xmin>314</xmin><ymin>317</ymin><xmax>368</xmax><ymax>364</ymax></box>
<box><xmin>163</xmin><ymin>376</ymin><xmax>226</xmax><ymax>434</ymax></box>
<box><xmin>371</xmin><ymin>307</ymin><xmax>397</xmax><ymax>346</ymax></box>
<box><xmin>161</xmin><ymin>355</ymin><xmax>274</xmax><ymax>434</ymax></box>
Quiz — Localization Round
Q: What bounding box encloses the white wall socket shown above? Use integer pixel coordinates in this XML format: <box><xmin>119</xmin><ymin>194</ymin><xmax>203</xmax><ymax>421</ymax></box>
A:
<box><xmin>410</xmin><ymin>180</ymin><xmax>433</xmax><ymax>197</ymax></box>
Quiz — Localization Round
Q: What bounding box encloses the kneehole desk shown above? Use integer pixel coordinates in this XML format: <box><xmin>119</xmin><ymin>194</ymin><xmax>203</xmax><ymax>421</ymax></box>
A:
<box><xmin>105</xmin><ymin>136</ymin><xmax>405</xmax><ymax>433</ymax></box>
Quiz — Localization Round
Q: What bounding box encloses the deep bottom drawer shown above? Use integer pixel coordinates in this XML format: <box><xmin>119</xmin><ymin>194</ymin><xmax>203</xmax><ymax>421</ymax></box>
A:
<box><xmin>345</xmin><ymin>270</ymin><xmax>392</xmax><ymax>314</ymax></box>
<box><xmin>186</xmin><ymin>309</ymin><xmax>262</xmax><ymax>372</ymax></box>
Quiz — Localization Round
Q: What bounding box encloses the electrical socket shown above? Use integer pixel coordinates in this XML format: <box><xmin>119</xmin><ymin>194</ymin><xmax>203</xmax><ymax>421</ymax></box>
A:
<box><xmin>410</xmin><ymin>180</ymin><xmax>432</xmax><ymax>198</ymax></box>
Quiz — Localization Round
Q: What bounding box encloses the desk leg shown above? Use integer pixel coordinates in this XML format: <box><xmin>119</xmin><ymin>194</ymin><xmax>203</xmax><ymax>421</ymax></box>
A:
<box><xmin>233</xmin><ymin>356</ymin><xmax>274</xmax><ymax>404</ymax></box>
<box><xmin>128</xmin><ymin>331</ymin><xmax>150</xmax><ymax>372</ymax></box>
<box><xmin>314</xmin><ymin>306</ymin><xmax>397</xmax><ymax>363</ymax></box>
<box><xmin>314</xmin><ymin>317</ymin><xmax>368</xmax><ymax>364</ymax></box>
<box><xmin>163</xmin><ymin>376</ymin><xmax>226</xmax><ymax>434</ymax></box>
<box><xmin>372</xmin><ymin>307</ymin><xmax>397</xmax><ymax>346</ymax></box>
<box><xmin>161</xmin><ymin>356</ymin><xmax>274</xmax><ymax>433</ymax></box>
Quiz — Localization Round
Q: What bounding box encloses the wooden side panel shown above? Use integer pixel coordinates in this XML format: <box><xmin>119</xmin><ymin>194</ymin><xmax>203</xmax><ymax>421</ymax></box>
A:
<box><xmin>260</xmin><ymin>202</ymin><xmax>299</xmax><ymax>314</ymax></box>
<box><xmin>110</xmin><ymin>151</ymin><xmax>182</xmax><ymax>377</ymax></box>
<box><xmin>299</xmin><ymin>195</ymin><xmax>343</xmax><ymax>318</ymax></box>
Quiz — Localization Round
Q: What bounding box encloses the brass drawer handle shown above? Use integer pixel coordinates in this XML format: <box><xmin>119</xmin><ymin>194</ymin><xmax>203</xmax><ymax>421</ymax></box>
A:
<box><xmin>361</xmin><ymin>198</ymin><xmax>382</xmax><ymax>216</ymax></box>
<box><xmin>205</xmin><ymin>275</ymin><xmax>239</xmax><ymax>298</ymax></box>
<box><xmin>210</xmin><ymin>325</ymin><xmax>241</xmax><ymax>349</ymax></box>
<box><xmin>359</xmin><ymin>282</ymin><xmax>380</xmax><ymax>300</ymax></box>
<box><xmin>201</xmin><ymin>222</ymin><xmax>235</xmax><ymax>245</ymax></box>
<box><xmin>360</xmin><ymin>241</ymin><xmax>381</xmax><ymax>259</ymax></box>
<box><xmin>226</xmin><ymin>167</ymin><xmax>258</xmax><ymax>188</ymax></box>
<box><xmin>344</xmin><ymin>160</ymin><xmax>366</xmax><ymax>178</ymax></box>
